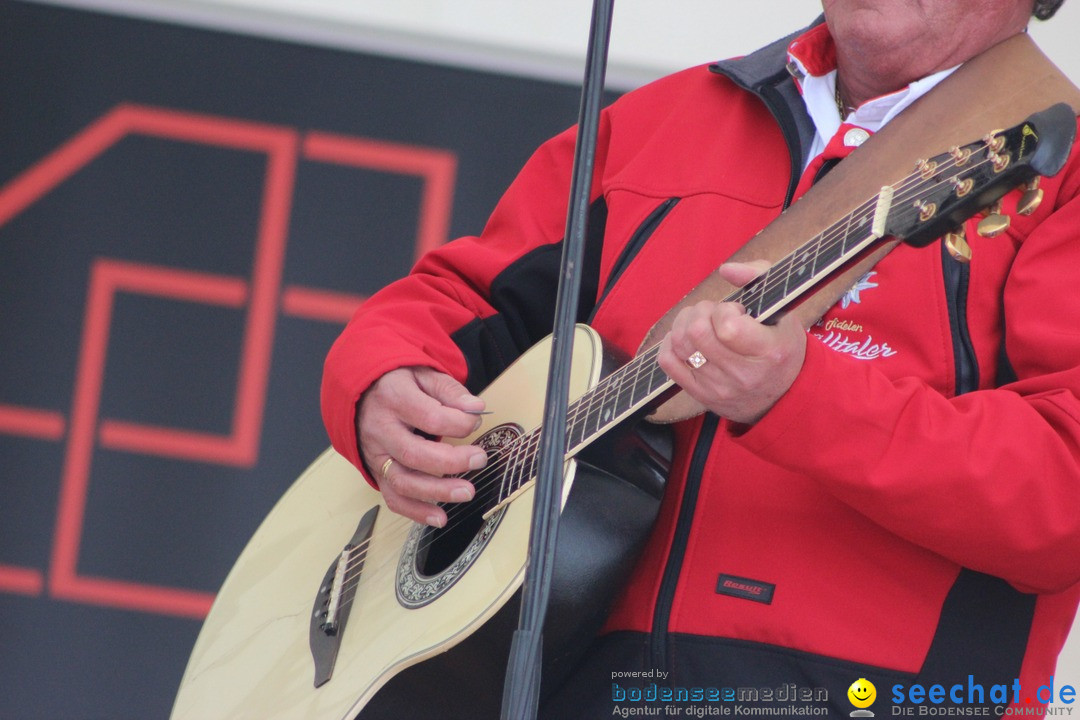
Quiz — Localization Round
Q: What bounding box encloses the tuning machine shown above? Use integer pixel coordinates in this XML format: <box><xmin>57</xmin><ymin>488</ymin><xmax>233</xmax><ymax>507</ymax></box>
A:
<box><xmin>1016</xmin><ymin>177</ymin><xmax>1044</xmax><ymax>216</ymax></box>
<box><xmin>944</xmin><ymin>227</ymin><xmax>972</xmax><ymax>264</ymax></box>
<box><xmin>976</xmin><ymin>199</ymin><xmax>1010</xmax><ymax>238</ymax></box>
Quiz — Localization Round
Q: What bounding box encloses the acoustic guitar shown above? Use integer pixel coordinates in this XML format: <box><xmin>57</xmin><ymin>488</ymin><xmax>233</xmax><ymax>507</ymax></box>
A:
<box><xmin>171</xmin><ymin>104</ymin><xmax>1075</xmax><ymax>720</ymax></box>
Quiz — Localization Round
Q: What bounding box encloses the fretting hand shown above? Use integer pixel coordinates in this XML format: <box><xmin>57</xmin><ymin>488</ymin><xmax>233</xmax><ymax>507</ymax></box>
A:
<box><xmin>656</xmin><ymin>262</ymin><xmax>807</xmax><ymax>425</ymax></box>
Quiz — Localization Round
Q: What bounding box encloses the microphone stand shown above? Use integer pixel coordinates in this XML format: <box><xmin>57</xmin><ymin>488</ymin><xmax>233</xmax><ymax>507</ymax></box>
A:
<box><xmin>498</xmin><ymin>1</ymin><xmax>614</xmax><ymax>718</ymax></box>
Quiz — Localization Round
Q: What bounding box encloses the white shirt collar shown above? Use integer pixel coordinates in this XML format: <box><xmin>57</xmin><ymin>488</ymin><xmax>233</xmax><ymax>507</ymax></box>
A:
<box><xmin>787</xmin><ymin>52</ymin><xmax>959</xmax><ymax>168</ymax></box>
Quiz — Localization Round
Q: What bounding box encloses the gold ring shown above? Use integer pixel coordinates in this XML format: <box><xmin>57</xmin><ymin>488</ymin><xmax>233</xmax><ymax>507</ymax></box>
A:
<box><xmin>686</xmin><ymin>351</ymin><xmax>708</xmax><ymax>369</ymax></box>
<box><xmin>379</xmin><ymin>457</ymin><xmax>396</xmax><ymax>480</ymax></box>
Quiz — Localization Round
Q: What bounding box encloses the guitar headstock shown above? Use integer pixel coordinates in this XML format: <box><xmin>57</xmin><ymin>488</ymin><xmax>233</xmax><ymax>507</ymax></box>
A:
<box><xmin>886</xmin><ymin>102</ymin><xmax>1077</xmax><ymax>248</ymax></box>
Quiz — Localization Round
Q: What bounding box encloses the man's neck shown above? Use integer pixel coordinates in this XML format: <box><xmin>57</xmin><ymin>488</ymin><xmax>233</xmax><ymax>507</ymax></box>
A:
<box><xmin>833</xmin><ymin>26</ymin><xmax>1030</xmax><ymax>110</ymax></box>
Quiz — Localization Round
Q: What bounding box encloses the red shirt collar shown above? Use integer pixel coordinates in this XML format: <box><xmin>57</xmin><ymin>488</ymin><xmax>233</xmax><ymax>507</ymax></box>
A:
<box><xmin>787</xmin><ymin>22</ymin><xmax>837</xmax><ymax>78</ymax></box>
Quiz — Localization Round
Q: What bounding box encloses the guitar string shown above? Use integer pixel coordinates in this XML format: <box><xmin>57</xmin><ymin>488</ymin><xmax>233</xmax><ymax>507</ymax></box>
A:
<box><xmin>324</xmin><ymin>345</ymin><xmax>671</xmax><ymax>609</ymax></box>
<box><xmin>440</xmin><ymin>153</ymin><xmax>950</xmax><ymax>511</ymax></box>
<box><xmin>326</xmin><ymin>154</ymin><xmax>1008</xmax><ymax>622</ymax></box>
<box><xmin>329</xmin><ymin>352</ymin><xmax>651</xmax><ymax>585</ymax></box>
<box><xmin>327</xmin><ymin>148</ymin><xmax>1001</xmax><ymax>602</ymax></box>
<box><xmin>434</xmin><ymin>146</ymin><xmax>990</xmax><ymax>524</ymax></box>
<box><xmin>326</xmin><ymin>147</ymin><xmax>1007</xmax><ymax>604</ymax></box>
<box><xmin>326</xmin><ymin>148</ymin><xmax>1002</xmax><ymax>600</ymax></box>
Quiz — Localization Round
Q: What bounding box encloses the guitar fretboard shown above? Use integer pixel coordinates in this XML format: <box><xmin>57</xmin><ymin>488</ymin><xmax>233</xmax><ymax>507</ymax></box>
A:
<box><xmin>490</xmin><ymin>109</ymin><xmax>1056</xmax><ymax>509</ymax></box>
<box><xmin>488</xmin><ymin>186</ymin><xmax>895</xmax><ymax>509</ymax></box>
<box><xmin>736</xmin><ymin>186</ymin><xmax>892</xmax><ymax>322</ymax></box>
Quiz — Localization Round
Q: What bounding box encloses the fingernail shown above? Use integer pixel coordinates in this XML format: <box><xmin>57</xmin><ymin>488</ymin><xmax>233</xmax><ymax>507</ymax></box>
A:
<box><xmin>450</xmin><ymin>487</ymin><xmax>473</xmax><ymax>503</ymax></box>
<box><xmin>468</xmin><ymin>452</ymin><xmax>487</xmax><ymax>470</ymax></box>
<box><xmin>426</xmin><ymin>514</ymin><xmax>445</xmax><ymax>528</ymax></box>
<box><xmin>459</xmin><ymin>394</ymin><xmax>485</xmax><ymax>411</ymax></box>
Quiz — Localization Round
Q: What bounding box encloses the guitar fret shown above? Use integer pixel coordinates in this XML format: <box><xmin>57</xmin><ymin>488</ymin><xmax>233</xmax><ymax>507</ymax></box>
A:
<box><xmin>502</xmin><ymin>434</ymin><xmax>523</xmax><ymax>501</ymax></box>
<box><xmin>776</xmin><ymin>254</ymin><xmax>795</xmax><ymax>299</ymax></box>
<box><xmin>521</xmin><ymin>431</ymin><xmax>539</xmax><ymax>490</ymax></box>
<box><xmin>635</xmin><ymin>352</ymin><xmax>663</xmax><ymax>405</ymax></box>
<box><xmin>768</xmin><ymin>259</ymin><xmax>794</xmax><ymax>315</ymax></box>
<box><xmin>596</xmin><ymin>372</ymin><xmax>617</xmax><ymax>432</ymax></box>
<box><xmin>736</xmin><ymin>277</ymin><xmax>764</xmax><ymax>318</ymax></box>
<box><xmin>747</xmin><ymin>280</ymin><xmax>767</xmax><ymax>318</ymax></box>
<box><xmin>503</xmin><ymin>439</ymin><xmax>515</xmax><ymax>502</ymax></box>
<box><xmin>501</xmin><ymin>188</ymin><xmax>892</xmax><ymax>500</ymax></box>
<box><xmin>842</xmin><ymin>207</ymin><xmax>867</xmax><ymax>253</ymax></box>
<box><xmin>566</xmin><ymin>395</ymin><xmax>587</xmax><ymax>451</ymax></box>
<box><xmin>623</xmin><ymin>359</ymin><xmax>644</xmax><ymax>411</ymax></box>
<box><xmin>799</xmin><ymin>239</ymin><xmax>821</xmax><ymax>283</ymax></box>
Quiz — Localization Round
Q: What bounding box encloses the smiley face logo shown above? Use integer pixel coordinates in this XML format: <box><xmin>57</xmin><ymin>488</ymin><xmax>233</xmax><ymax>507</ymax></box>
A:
<box><xmin>848</xmin><ymin>678</ymin><xmax>877</xmax><ymax>709</ymax></box>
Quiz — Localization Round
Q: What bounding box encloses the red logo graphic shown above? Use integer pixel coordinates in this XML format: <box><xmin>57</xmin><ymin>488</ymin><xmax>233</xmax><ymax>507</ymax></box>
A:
<box><xmin>0</xmin><ymin>103</ymin><xmax>457</xmax><ymax>617</ymax></box>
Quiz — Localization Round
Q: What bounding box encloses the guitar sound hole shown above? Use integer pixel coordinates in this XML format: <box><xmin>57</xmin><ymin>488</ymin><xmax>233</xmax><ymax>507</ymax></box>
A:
<box><xmin>405</xmin><ymin>422</ymin><xmax>522</xmax><ymax>586</ymax></box>
<box><xmin>415</xmin><ymin>505</ymin><xmax>489</xmax><ymax>578</ymax></box>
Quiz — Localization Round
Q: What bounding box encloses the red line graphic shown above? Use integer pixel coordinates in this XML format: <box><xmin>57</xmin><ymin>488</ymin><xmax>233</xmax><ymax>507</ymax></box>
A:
<box><xmin>1</xmin><ymin>102</ymin><xmax>456</xmax><ymax>617</ymax></box>
<box><xmin>0</xmin><ymin>106</ymin><xmax>131</xmax><ymax>228</ymax></box>
<box><xmin>40</xmin><ymin>107</ymin><xmax>298</xmax><ymax>617</ymax></box>
<box><xmin>281</xmin><ymin>286</ymin><xmax>367</xmax><ymax>324</ymax></box>
<box><xmin>303</xmin><ymin>132</ymin><xmax>457</xmax><ymax>261</ymax></box>
<box><xmin>0</xmin><ymin>563</ymin><xmax>44</xmax><ymax>596</ymax></box>
<box><xmin>0</xmin><ymin>405</ymin><xmax>65</xmax><ymax>441</ymax></box>
<box><xmin>93</xmin><ymin>260</ymin><xmax>249</xmax><ymax>463</ymax></box>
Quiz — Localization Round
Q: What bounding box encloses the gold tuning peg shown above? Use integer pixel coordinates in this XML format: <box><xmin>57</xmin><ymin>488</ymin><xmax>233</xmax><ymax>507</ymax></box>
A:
<box><xmin>944</xmin><ymin>229</ymin><xmax>972</xmax><ymax>263</ymax></box>
<box><xmin>977</xmin><ymin>199</ymin><xmax>1010</xmax><ymax>238</ymax></box>
<box><xmin>1017</xmin><ymin>177</ymin><xmax>1044</xmax><ymax>216</ymax></box>
<box><xmin>982</xmin><ymin>131</ymin><xmax>1006</xmax><ymax>153</ymax></box>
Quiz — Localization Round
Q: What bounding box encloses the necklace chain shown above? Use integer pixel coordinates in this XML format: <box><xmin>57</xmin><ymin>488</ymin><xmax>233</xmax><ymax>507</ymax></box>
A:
<box><xmin>834</xmin><ymin>82</ymin><xmax>848</xmax><ymax>119</ymax></box>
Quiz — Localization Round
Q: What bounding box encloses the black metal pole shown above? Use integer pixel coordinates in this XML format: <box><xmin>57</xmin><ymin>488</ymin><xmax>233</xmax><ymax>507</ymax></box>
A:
<box><xmin>498</xmin><ymin>1</ymin><xmax>614</xmax><ymax>718</ymax></box>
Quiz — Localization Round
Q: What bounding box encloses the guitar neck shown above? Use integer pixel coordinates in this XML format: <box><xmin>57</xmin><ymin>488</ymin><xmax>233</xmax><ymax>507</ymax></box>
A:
<box><xmin>734</xmin><ymin>185</ymin><xmax>893</xmax><ymax>322</ymax></box>
<box><xmin>495</xmin><ymin>101</ymin><xmax>1075</xmax><ymax>507</ymax></box>
<box><xmin>566</xmin><ymin>185</ymin><xmax>895</xmax><ymax>449</ymax></box>
<box><xmin>489</xmin><ymin>187</ymin><xmax>896</xmax><ymax>508</ymax></box>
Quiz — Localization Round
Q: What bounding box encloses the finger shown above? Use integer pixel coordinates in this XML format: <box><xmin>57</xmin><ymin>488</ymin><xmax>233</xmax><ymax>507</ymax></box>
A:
<box><xmin>378</xmin><ymin>470</ymin><xmax>459</xmax><ymax>527</ymax></box>
<box><xmin>668</xmin><ymin>301</ymin><xmax>747</xmax><ymax>361</ymax></box>
<box><xmin>668</xmin><ymin>300</ymin><xmax>724</xmax><ymax>348</ymax></box>
<box><xmin>708</xmin><ymin>304</ymin><xmax>805</xmax><ymax>362</ymax></box>
<box><xmin>367</xmin><ymin>421</ymin><xmax>487</xmax><ymax>479</ymax></box>
<box><xmin>709</xmin><ymin>303</ymin><xmax>768</xmax><ymax>356</ymax></box>
<box><xmin>382</xmin><ymin>492</ymin><xmax>449</xmax><ymax>528</ymax></box>
<box><xmin>381</xmin><ymin>458</ymin><xmax>475</xmax><ymax>504</ymax></box>
<box><xmin>656</xmin><ymin>332</ymin><xmax>702</xmax><ymax>388</ymax></box>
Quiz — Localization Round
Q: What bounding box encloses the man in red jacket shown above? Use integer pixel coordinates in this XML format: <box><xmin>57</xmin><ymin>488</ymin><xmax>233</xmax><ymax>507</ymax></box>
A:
<box><xmin>322</xmin><ymin>0</ymin><xmax>1078</xmax><ymax>716</ymax></box>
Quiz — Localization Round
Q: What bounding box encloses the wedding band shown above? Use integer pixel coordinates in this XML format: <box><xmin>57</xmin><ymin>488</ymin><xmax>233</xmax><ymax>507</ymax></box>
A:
<box><xmin>379</xmin><ymin>457</ymin><xmax>396</xmax><ymax>480</ymax></box>
<box><xmin>686</xmin><ymin>351</ymin><xmax>708</xmax><ymax>369</ymax></box>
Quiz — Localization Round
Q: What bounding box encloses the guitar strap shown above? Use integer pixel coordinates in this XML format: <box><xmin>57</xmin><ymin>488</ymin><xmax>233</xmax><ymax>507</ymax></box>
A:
<box><xmin>644</xmin><ymin>32</ymin><xmax>1080</xmax><ymax>422</ymax></box>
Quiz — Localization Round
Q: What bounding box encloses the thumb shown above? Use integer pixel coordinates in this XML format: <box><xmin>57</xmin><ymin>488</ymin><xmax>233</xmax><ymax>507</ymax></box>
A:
<box><xmin>412</xmin><ymin>366</ymin><xmax>485</xmax><ymax>413</ymax></box>
<box><xmin>718</xmin><ymin>259</ymin><xmax>771</xmax><ymax>288</ymax></box>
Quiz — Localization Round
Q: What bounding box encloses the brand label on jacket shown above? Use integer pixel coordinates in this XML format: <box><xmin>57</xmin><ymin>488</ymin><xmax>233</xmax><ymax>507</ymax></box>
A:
<box><xmin>716</xmin><ymin>574</ymin><xmax>775</xmax><ymax>604</ymax></box>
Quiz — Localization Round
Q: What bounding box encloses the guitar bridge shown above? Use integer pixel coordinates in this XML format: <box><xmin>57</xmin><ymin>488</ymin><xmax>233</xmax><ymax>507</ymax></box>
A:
<box><xmin>320</xmin><ymin>547</ymin><xmax>353</xmax><ymax>635</ymax></box>
<box><xmin>309</xmin><ymin>504</ymin><xmax>379</xmax><ymax>688</ymax></box>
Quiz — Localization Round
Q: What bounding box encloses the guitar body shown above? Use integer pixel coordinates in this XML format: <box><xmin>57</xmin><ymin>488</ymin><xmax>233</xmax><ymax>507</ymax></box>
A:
<box><xmin>171</xmin><ymin>325</ymin><xmax>666</xmax><ymax>720</ymax></box>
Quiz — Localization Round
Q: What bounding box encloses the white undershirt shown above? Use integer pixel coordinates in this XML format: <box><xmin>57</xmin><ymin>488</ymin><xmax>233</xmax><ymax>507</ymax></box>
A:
<box><xmin>788</xmin><ymin>54</ymin><xmax>959</xmax><ymax>170</ymax></box>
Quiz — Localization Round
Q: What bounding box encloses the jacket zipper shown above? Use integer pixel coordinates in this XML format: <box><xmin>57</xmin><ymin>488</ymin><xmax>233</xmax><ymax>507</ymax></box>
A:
<box><xmin>941</xmin><ymin>239</ymin><xmax>980</xmax><ymax>395</ymax></box>
<box><xmin>650</xmin><ymin>413</ymin><xmax>720</xmax><ymax>671</ymax></box>
<box><xmin>591</xmin><ymin>198</ymin><xmax>679</xmax><ymax>316</ymax></box>
<box><xmin>645</xmin><ymin>77</ymin><xmax>805</xmax><ymax>673</ymax></box>
<box><xmin>758</xmin><ymin>83</ymin><xmax>809</xmax><ymax>209</ymax></box>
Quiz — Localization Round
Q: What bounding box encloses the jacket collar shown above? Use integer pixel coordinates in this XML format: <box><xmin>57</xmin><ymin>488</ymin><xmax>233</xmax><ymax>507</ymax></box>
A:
<box><xmin>709</xmin><ymin>15</ymin><xmax>825</xmax><ymax>93</ymax></box>
<box><xmin>709</xmin><ymin>16</ymin><xmax>825</xmax><ymax>196</ymax></box>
